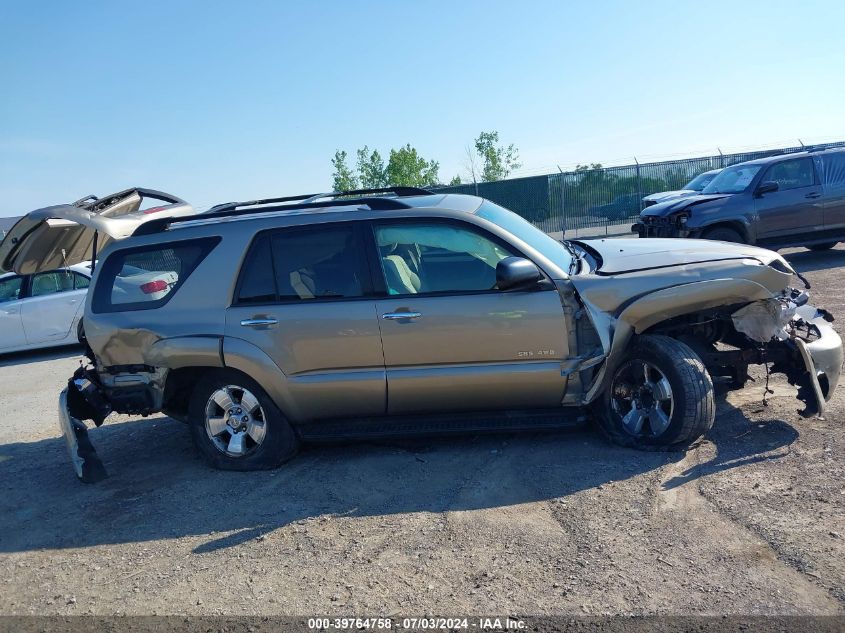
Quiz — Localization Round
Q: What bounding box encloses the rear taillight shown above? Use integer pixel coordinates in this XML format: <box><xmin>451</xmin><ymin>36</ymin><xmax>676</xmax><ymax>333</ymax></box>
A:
<box><xmin>140</xmin><ymin>280</ymin><xmax>169</xmax><ymax>294</ymax></box>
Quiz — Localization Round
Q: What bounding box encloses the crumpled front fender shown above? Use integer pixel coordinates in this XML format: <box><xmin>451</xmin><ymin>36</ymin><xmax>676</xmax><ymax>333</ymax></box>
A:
<box><xmin>579</xmin><ymin>278</ymin><xmax>778</xmax><ymax>403</ymax></box>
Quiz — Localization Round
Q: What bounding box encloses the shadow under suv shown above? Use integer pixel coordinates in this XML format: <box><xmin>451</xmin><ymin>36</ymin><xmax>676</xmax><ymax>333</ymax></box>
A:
<box><xmin>633</xmin><ymin>148</ymin><xmax>845</xmax><ymax>250</ymax></box>
<box><xmin>1</xmin><ymin>187</ymin><xmax>841</xmax><ymax>482</ymax></box>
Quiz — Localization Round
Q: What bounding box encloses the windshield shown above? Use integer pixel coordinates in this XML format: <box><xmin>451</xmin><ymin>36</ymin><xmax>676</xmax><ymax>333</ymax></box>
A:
<box><xmin>684</xmin><ymin>170</ymin><xmax>719</xmax><ymax>191</ymax></box>
<box><xmin>476</xmin><ymin>200</ymin><xmax>573</xmax><ymax>275</ymax></box>
<box><xmin>702</xmin><ymin>164</ymin><xmax>762</xmax><ymax>194</ymax></box>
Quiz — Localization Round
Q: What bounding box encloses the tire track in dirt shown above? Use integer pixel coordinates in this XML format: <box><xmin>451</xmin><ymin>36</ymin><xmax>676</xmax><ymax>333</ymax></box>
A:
<box><xmin>657</xmin><ymin>442</ymin><xmax>843</xmax><ymax>613</ymax></box>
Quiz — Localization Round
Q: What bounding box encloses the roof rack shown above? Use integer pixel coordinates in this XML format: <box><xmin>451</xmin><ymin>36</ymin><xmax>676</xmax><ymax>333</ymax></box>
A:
<box><xmin>805</xmin><ymin>145</ymin><xmax>842</xmax><ymax>153</ymax></box>
<box><xmin>206</xmin><ymin>186</ymin><xmax>434</xmax><ymax>215</ymax></box>
<box><xmin>132</xmin><ymin>187</ymin><xmax>436</xmax><ymax>237</ymax></box>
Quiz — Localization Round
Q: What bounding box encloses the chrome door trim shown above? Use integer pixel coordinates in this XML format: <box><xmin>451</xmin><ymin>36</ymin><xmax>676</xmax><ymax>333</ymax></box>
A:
<box><xmin>382</xmin><ymin>312</ymin><xmax>422</xmax><ymax>320</ymax></box>
<box><xmin>240</xmin><ymin>317</ymin><xmax>279</xmax><ymax>327</ymax></box>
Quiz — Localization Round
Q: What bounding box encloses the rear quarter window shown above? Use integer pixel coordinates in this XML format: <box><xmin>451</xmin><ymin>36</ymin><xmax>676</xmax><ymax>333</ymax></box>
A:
<box><xmin>819</xmin><ymin>152</ymin><xmax>845</xmax><ymax>186</ymax></box>
<box><xmin>92</xmin><ymin>237</ymin><xmax>220</xmax><ymax>313</ymax></box>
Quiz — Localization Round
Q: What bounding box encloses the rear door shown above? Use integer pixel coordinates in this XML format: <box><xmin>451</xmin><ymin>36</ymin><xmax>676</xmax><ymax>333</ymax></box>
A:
<box><xmin>754</xmin><ymin>157</ymin><xmax>824</xmax><ymax>241</ymax></box>
<box><xmin>369</xmin><ymin>219</ymin><xmax>570</xmax><ymax>415</ymax></box>
<box><xmin>225</xmin><ymin>222</ymin><xmax>386</xmax><ymax>421</ymax></box>
<box><xmin>20</xmin><ymin>269</ymin><xmax>87</xmax><ymax>344</ymax></box>
<box><xmin>817</xmin><ymin>152</ymin><xmax>845</xmax><ymax>232</ymax></box>
<box><xmin>0</xmin><ymin>275</ymin><xmax>26</xmax><ymax>350</ymax></box>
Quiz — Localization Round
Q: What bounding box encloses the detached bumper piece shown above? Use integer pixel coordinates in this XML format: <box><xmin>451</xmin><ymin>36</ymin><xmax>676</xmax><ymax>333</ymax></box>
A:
<box><xmin>733</xmin><ymin>300</ymin><xmax>844</xmax><ymax>418</ymax></box>
<box><xmin>59</xmin><ymin>390</ymin><xmax>107</xmax><ymax>483</ymax></box>
<box><xmin>775</xmin><ymin>305</ymin><xmax>843</xmax><ymax>418</ymax></box>
<box><xmin>58</xmin><ymin>366</ymin><xmax>112</xmax><ymax>483</ymax></box>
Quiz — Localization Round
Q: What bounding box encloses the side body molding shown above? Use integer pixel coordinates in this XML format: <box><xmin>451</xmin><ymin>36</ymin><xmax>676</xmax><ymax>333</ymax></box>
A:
<box><xmin>143</xmin><ymin>335</ymin><xmax>225</xmax><ymax>369</ymax></box>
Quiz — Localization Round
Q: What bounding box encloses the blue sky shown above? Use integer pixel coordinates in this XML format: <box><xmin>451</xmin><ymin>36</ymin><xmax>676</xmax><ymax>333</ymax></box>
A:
<box><xmin>1</xmin><ymin>0</ymin><xmax>843</xmax><ymax>216</ymax></box>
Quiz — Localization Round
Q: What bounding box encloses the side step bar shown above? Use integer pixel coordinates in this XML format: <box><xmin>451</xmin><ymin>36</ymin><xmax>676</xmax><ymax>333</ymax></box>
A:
<box><xmin>296</xmin><ymin>408</ymin><xmax>588</xmax><ymax>442</ymax></box>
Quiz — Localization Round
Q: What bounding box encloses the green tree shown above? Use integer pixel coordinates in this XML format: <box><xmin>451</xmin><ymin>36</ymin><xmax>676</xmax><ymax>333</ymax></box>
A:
<box><xmin>356</xmin><ymin>146</ymin><xmax>388</xmax><ymax>188</ymax></box>
<box><xmin>449</xmin><ymin>174</ymin><xmax>462</xmax><ymax>186</ymax></box>
<box><xmin>385</xmin><ymin>144</ymin><xmax>440</xmax><ymax>187</ymax></box>
<box><xmin>474</xmin><ymin>131</ymin><xmax>521</xmax><ymax>182</ymax></box>
<box><xmin>331</xmin><ymin>150</ymin><xmax>359</xmax><ymax>192</ymax></box>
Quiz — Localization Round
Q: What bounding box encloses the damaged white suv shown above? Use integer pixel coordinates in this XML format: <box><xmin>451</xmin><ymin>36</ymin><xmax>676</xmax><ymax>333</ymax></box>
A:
<box><xmin>1</xmin><ymin>187</ymin><xmax>841</xmax><ymax>482</ymax></box>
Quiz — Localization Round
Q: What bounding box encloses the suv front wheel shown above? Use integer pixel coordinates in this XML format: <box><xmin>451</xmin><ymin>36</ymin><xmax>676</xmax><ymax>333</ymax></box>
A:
<box><xmin>188</xmin><ymin>370</ymin><xmax>299</xmax><ymax>470</ymax></box>
<box><xmin>595</xmin><ymin>335</ymin><xmax>715</xmax><ymax>450</ymax></box>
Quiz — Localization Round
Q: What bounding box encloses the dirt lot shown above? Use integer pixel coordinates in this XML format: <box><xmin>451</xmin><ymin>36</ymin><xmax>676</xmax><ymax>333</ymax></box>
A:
<box><xmin>1</xmin><ymin>247</ymin><xmax>844</xmax><ymax>617</ymax></box>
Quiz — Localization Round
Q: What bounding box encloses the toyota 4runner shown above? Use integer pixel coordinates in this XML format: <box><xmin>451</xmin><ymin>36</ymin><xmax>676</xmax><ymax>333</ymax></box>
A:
<box><xmin>2</xmin><ymin>187</ymin><xmax>841</xmax><ymax>482</ymax></box>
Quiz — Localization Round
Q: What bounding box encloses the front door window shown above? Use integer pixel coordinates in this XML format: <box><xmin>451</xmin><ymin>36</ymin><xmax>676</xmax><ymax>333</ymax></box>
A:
<box><xmin>373</xmin><ymin>222</ymin><xmax>516</xmax><ymax>296</ymax></box>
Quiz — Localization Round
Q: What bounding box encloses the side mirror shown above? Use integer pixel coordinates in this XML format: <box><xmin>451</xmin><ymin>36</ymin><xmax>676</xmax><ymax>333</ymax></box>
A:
<box><xmin>756</xmin><ymin>181</ymin><xmax>779</xmax><ymax>196</ymax></box>
<box><xmin>496</xmin><ymin>257</ymin><xmax>543</xmax><ymax>291</ymax></box>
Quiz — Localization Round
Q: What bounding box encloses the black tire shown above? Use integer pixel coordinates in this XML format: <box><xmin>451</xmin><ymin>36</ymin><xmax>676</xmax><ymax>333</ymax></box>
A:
<box><xmin>808</xmin><ymin>242</ymin><xmax>837</xmax><ymax>251</ymax></box>
<box><xmin>701</xmin><ymin>226</ymin><xmax>743</xmax><ymax>243</ymax></box>
<box><xmin>188</xmin><ymin>369</ymin><xmax>299</xmax><ymax>471</ymax></box>
<box><xmin>595</xmin><ymin>335</ymin><xmax>715</xmax><ymax>450</ymax></box>
<box><xmin>76</xmin><ymin>318</ymin><xmax>86</xmax><ymax>345</ymax></box>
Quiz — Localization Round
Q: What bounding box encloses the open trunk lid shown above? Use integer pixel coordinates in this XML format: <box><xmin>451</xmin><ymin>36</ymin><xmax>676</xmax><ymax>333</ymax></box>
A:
<box><xmin>0</xmin><ymin>188</ymin><xmax>194</xmax><ymax>275</ymax></box>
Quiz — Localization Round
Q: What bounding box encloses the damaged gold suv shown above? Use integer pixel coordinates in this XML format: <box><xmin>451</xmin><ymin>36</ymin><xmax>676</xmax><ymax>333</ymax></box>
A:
<box><xmin>2</xmin><ymin>187</ymin><xmax>841</xmax><ymax>482</ymax></box>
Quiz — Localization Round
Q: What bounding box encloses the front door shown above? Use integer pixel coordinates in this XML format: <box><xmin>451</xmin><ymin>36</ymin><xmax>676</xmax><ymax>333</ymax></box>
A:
<box><xmin>754</xmin><ymin>157</ymin><xmax>824</xmax><ymax>241</ymax></box>
<box><xmin>369</xmin><ymin>219</ymin><xmax>570</xmax><ymax>414</ymax></box>
<box><xmin>0</xmin><ymin>275</ymin><xmax>26</xmax><ymax>350</ymax></box>
<box><xmin>225</xmin><ymin>222</ymin><xmax>385</xmax><ymax>422</ymax></box>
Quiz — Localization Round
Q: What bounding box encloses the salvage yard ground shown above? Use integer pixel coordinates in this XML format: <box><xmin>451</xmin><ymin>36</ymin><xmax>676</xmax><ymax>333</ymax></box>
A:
<box><xmin>1</xmin><ymin>246</ymin><xmax>844</xmax><ymax>616</ymax></box>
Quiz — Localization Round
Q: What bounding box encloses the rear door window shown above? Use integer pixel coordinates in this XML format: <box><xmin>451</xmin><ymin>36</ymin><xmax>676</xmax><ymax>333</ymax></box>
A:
<box><xmin>235</xmin><ymin>224</ymin><xmax>368</xmax><ymax>304</ymax></box>
<box><xmin>818</xmin><ymin>152</ymin><xmax>845</xmax><ymax>186</ymax></box>
<box><xmin>92</xmin><ymin>238</ymin><xmax>220</xmax><ymax>312</ymax></box>
<box><xmin>73</xmin><ymin>272</ymin><xmax>90</xmax><ymax>289</ymax></box>
<box><xmin>30</xmin><ymin>270</ymin><xmax>75</xmax><ymax>296</ymax></box>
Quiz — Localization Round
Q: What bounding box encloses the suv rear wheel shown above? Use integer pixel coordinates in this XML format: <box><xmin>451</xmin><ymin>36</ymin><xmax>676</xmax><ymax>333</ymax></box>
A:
<box><xmin>188</xmin><ymin>370</ymin><xmax>299</xmax><ymax>470</ymax></box>
<box><xmin>595</xmin><ymin>335</ymin><xmax>715</xmax><ymax>450</ymax></box>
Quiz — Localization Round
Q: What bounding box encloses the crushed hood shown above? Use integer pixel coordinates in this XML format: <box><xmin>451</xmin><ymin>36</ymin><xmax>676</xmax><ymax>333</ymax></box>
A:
<box><xmin>639</xmin><ymin>193</ymin><xmax>731</xmax><ymax>218</ymax></box>
<box><xmin>0</xmin><ymin>188</ymin><xmax>194</xmax><ymax>275</ymax></box>
<box><xmin>642</xmin><ymin>189</ymin><xmax>696</xmax><ymax>202</ymax></box>
<box><xmin>575</xmin><ymin>238</ymin><xmax>790</xmax><ymax>275</ymax></box>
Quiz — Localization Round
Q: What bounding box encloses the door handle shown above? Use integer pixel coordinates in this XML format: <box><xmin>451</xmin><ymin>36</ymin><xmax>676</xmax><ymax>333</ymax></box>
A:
<box><xmin>805</xmin><ymin>192</ymin><xmax>822</xmax><ymax>199</ymax></box>
<box><xmin>382</xmin><ymin>312</ymin><xmax>422</xmax><ymax>320</ymax></box>
<box><xmin>240</xmin><ymin>317</ymin><xmax>278</xmax><ymax>327</ymax></box>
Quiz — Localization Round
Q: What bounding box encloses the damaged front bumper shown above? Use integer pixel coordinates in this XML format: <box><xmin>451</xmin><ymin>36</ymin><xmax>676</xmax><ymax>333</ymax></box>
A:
<box><xmin>732</xmin><ymin>298</ymin><xmax>843</xmax><ymax>417</ymax></box>
<box><xmin>790</xmin><ymin>305</ymin><xmax>843</xmax><ymax>416</ymax></box>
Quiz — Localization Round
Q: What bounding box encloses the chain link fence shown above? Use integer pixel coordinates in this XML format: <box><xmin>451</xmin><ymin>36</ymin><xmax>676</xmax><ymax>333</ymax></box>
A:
<box><xmin>436</xmin><ymin>141</ymin><xmax>845</xmax><ymax>238</ymax></box>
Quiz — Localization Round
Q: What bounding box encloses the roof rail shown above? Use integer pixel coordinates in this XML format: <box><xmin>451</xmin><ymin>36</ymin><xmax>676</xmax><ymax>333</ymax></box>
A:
<box><xmin>207</xmin><ymin>186</ymin><xmax>433</xmax><ymax>215</ymax></box>
<box><xmin>132</xmin><ymin>192</ymin><xmax>427</xmax><ymax>237</ymax></box>
<box><xmin>303</xmin><ymin>186</ymin><xmax>434</xmax><ymax>202</ymax></box>
<box><xmin>805</xmin><ymin>145</ymin><xmax>842</xmax><ymax>153</ymax></box>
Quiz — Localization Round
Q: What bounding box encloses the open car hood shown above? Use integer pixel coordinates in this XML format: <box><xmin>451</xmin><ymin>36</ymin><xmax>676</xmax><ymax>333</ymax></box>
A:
<box><xmin>0</xmin><ymin>188</ymin><xmax>194</xmax><ymax>275</ymax></box>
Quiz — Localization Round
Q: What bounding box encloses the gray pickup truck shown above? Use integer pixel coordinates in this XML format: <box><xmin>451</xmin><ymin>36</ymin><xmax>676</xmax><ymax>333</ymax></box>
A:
<box><xmin>633</xmin><ymin>148</ymin><xmax>845</xmax><ymax>250</ymax></box>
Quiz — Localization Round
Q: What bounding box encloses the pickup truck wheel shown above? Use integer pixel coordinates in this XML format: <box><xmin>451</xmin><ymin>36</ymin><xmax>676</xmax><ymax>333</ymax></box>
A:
<box><xmin>808</xmin><ymin>242</ymin><xmax>837</xmax><ymax>251</ymax></box>
<box><xmin>188</xmin><ymin>370</ymin><xmax>299</xmax><ymax>471</ymax></box>
<box><xmin>701</xmin><ymin>226</ymin><xmax>743</xmax><ymax>243</ymax></box>
<box><xmin>596</xmin><ymin>335</ymin><xmax>715</xmax><ymax>450</ymax></box>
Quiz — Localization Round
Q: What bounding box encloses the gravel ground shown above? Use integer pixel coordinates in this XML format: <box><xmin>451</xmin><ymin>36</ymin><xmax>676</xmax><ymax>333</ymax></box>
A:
<box><xmin>1</xmin><ymin>246</ymin><xmax>844</xmax><ymax>616</ymax></box>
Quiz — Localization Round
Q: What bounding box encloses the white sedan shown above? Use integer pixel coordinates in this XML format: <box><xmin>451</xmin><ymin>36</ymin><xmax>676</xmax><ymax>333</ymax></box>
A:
<box><xmin>0</xmin><ymin>262</ymin><xmax>92</xmax><ymax>354</ymax></box>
